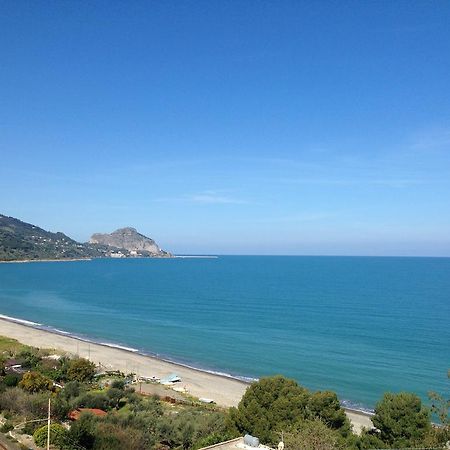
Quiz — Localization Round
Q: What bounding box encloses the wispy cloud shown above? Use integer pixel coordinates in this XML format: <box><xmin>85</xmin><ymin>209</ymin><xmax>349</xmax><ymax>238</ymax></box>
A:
<box><xmin>154</xmin><ymin>190</ymin><xmax>249</xmax><ymax>205</ymax></box>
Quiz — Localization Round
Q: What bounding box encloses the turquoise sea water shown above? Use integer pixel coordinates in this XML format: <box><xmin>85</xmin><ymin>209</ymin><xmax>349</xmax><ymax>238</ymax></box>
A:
<box><xmin>0</xmin><ymin>256</ymin><xmax>449</xmax><ymax>411</ymax></box>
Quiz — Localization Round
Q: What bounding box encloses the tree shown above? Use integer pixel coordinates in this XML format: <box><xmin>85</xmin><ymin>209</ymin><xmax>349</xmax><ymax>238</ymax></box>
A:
<box><xmin>107</xmin><ymin>387</ymin><xmax>125</xmax><ymax>409</ymax></box>
<box><xmin>19</xmin><ymin>348</ymin><xmax>42</xmax><ymax>369</ymax></box>
<box><xmin>371</xmin><ymin>392</ymin><xmax>431</xmax><ymax>447</ymax></box>
<box><xmin>76</xmin><ymin>392</ymin><xmax>110</xmax><ymax>410</ymax></box>
<box><xmin>62</xmin><ymin>380</ymin><xmax>84</xmax><ymax>400</ymax></box>
<box><xmin>68</xmin><ymin>412</ymin><xmax>98</xmax><ymax>449</ymax></box>
<box><xmin>284</xmin><ymin>418</ymin><xmax>345</xmax><ymax>450</ymax></box>
<box><xmin>357</xmin><ymin>431</ymin><xmax>387</xmax><ymax>450</ymax></box>
<box><xmin>67</xmin><ymin>358</ymin><xmax>96</xmax><ymax>382</ymax></box>
<box><xmin>33</xmin><ymin>423</ymin><xmax>68</xmax><ymax>448</ymax></box>
<box><xmin>228</xmin><ymin>376</ymin><xmax>310</xmax><ymax>444</ymax></box>
<box><xmin>428</xmin><ymin>369</ymin><xmax>449</xmax><ymax>427</ymax></box>
<box><xmin>307</xmin><ymin>391</ymin><xmax>350</xmax><ymax>435</ymax></box>
<box><xmin>19</xmin><ymin>371</ymin><xmax>53</xmax><ymax>393</ymax></box>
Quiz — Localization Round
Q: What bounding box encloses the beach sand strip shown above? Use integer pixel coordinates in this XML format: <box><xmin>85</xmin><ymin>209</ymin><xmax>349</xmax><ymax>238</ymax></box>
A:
<box><xmin>0</xmin><ymin>318</ymin><xmax>373</xmax><ymax>433</ymax></box>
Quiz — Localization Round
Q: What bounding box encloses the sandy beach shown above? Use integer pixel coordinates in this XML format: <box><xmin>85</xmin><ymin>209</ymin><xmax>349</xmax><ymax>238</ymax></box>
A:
<box><xmin>0</xmin><ymin>317</ymin><xmax>373</xmax><ymax>433</ymax></box>
<box><xmin>0</xmin><ymin>317</ymin><xmax>247</xmax><ymax>407</ymax></box>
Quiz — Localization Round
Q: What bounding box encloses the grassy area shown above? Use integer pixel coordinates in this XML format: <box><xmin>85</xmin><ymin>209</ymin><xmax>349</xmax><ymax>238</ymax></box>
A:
<box><xmin>0</xmin><ymin>336</ymin><xmax>30</xmax><ymax>356</ymax></box>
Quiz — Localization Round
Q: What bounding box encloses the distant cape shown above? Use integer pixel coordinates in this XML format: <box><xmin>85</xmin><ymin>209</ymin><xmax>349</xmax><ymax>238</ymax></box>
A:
<box><xmin>0</xmin><ymin>213</ymin><xmax>172</xmax><ymax>261</ymax></box>
<box><xmin>90</xmin><ymin>227</ymin><xmax>171</xmax><ymax>257</ymax></box>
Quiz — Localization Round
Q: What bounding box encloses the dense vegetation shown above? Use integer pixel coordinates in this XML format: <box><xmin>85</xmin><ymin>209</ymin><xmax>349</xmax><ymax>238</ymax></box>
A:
<box><xmin>0</xmin><ymin>337</ymin><xmax>234</xmax><ymax>449</ymax></box>
<box><xmin>0</xmin><ymin>214</ymin><xmax>101</xmax><ymax>261</ymax></box>
<box><xmin>0</xmin><ymin>214</ymin><xmax>139</xmax><ymax>261</ymax></box>
<box><xmin>229</xmin><ymin>376</ymin><xmax>449</xmax><ymax>449</ymax></box>
<box><xmin>0</xmin><ymin>336</ymin><xmax>449</xmax><ymax>449</ymax></box>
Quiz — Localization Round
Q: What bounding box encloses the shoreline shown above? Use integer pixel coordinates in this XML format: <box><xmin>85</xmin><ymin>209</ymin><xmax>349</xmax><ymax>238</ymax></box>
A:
<box><xmin>0</xmin><ymin>316</ymin><xmax>249</xmax><ymax>408</ymax></box>
<box><xmin>0</xmin><ymin>316</ymin><xmax>374</xmax><ymax>433</ymax></box>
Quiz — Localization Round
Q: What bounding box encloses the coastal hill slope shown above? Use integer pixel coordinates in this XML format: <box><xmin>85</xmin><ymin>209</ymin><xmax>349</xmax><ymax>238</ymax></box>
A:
<box><xmin>90</xmin><ymin>227</ymin><xmax>170</xmax><ymax>257</ymax></box>
<box><xmin>0</xmin><ymin>214</ymin><xmax>171</xmax><ymax>261</ymax></box>
<box><xmin>0</xmin><ymin>214</ymin><xmax>99</xmax><ymax>261</ymax></box>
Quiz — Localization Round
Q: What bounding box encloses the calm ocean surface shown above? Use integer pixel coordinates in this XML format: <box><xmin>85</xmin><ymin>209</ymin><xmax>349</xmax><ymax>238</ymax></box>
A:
<box><xmin>0</xmin><ymin>256</ymin><xmax>449</xmax><ymax>410</ymax></box>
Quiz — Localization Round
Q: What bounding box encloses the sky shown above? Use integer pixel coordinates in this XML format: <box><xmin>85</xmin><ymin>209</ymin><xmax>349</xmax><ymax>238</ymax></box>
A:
<box><xmin>1</xmin><ymin>1</ymin><xmax>450</xmax><ymax>256</ymax></box>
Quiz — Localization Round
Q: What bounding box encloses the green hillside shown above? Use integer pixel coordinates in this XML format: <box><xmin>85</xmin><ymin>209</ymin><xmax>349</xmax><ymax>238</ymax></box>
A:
<box><xmin>0</xmin><ymin>214</ymin><xmax>100</xmax><ymax>261</ymax></box>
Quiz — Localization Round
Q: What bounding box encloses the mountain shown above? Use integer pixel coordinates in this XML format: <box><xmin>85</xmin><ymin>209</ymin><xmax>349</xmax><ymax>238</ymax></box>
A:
<box><xmin>0</xmin><ymin>214</ymin><xmax>172</xmax><ymax>261</ymax></box>
<box><xmin>90</xmin><ymin>227</ymin><xmax>170</xmax><ymax>257</ymax></box>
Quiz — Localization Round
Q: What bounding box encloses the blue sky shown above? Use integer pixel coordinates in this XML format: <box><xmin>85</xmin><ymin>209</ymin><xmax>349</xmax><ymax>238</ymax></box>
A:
<box><xmin>1</xmin><ymin>1</ymin><xmax>450</xmax><ymax>255</ymax></box>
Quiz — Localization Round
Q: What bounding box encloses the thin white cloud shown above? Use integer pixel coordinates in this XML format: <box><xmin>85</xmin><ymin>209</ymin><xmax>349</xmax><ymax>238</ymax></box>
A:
<box><xmin>154</xmin><ymin>191</ymin><xmax>249</xmax><ymax>205</ymax></box>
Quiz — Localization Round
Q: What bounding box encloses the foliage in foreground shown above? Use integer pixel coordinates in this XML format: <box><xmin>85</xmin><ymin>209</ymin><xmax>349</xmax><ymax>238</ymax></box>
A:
<box><xmin>228</xmin><ymin>375</ymin><xmax>350</xmax><ymax>445</ymax></box>
<box><xmin>284</xmin><ymin>418</ymin><xmax>346</xmax><ymax>450</ymax></box>
<box><xmin>1</xmin><ymin>336</ymin><xmax>449</xmax><ymax>450</ymax></box>
<box><xmin>371</xmin><ymin>392</ymin><xmax>431</xmax><ymax>448</ymax></box>
<box><xmin>33</xmin><ymin>423</ymin><xmax>68</xmax><ymax>448</ymax></box>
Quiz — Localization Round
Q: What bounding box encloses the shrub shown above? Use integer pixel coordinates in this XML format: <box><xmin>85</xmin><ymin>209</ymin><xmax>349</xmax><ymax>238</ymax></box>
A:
<box><xmin>0</xmin><ymin>420</ymin><xmax>14</xmax><ymax>433</ymax></box>
<box><xmin>33</xmin><ymin>423</ymin><xmax>68</xmax><ymax>448</ymax></box>
<box><xmin>3</xmin><ymin>373</ymin><xmax>21</xmax><ymax>387</ymax></box>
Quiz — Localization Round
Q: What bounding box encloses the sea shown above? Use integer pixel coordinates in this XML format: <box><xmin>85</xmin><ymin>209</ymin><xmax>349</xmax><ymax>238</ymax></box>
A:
<box><xmin>0</xmin><ymin>256</ymin><xmax>449</xmax><ymax>412</ymax></box>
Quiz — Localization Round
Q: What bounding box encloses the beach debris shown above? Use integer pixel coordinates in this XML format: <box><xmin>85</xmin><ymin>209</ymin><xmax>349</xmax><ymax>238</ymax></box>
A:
<box><xmin>173</xmin><ymin>386</ymin><xmax>189</xmax><ymax>394</ymax></box>
<box><xmin>199</xmin><ymin>397</ymin><xmax>215</xmax><ymax>404</ymax></box>
<box><xmin>138</xmin><ymin>375</ymin><xmax>160</xmax><ymax>383</ymax></box>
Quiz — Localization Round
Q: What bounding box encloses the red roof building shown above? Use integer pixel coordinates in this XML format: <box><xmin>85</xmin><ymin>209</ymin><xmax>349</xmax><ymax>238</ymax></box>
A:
<box><xmin>68</xmin><ymin>408</ymin><xmax>107</xmax><ymax>420</ymax></box>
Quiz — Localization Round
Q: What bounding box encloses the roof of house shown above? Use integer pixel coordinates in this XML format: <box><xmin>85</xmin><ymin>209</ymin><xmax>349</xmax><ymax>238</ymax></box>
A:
<box><xmin>68</xmin><ymin>408</ymin><xmax>108</xmax><ymax>420</ymax></box>
<box><xmin>4</xmin><ymin>358</ymin><xmax>22</xmax><ymax>367</ymax></box>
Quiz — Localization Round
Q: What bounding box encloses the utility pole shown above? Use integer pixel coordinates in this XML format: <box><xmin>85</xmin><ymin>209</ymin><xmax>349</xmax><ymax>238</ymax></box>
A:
<box><xmin>138</xmin><ymin>364</ymin><xmax>142</xmax><ymax>393</ymax></box>
<box><xmin>47</xmin><ymin>398</ymin><xmax>51</xmax><ymax>450</ymax></box>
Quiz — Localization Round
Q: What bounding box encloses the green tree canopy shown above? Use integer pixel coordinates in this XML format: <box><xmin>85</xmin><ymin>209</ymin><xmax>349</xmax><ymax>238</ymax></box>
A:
<box><xmin>307</xmin><ymin>391</ymin><xmax>350</xmax><ymax>435</ymax></box>
<box><xmin>68</xmin><ymin>412</ymin><xmax>98</xmax><ymax>449</ymax></box>
<box><xmin>372</xmin><ymin>392</ymin><xmax>431</xmax><ymax>447</ymax></box>
<box><xmin>284</xmin><ymin>418</ymin><xmax>345</xmax><ymax>450</ymax></box>
<box><xmin>19</xmin><ymin>371</ymin><xmax>53</xmax><ymax>393</ymax></box>
<box><xmin>228</xmin><ymin>375</ymin><xmax>310</xmax><ymax>444</ymax></box>
<box><xmin>67</xmin><ymin>357</ymin><xmax>96</xmax><ymax>382</ymax></box>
